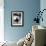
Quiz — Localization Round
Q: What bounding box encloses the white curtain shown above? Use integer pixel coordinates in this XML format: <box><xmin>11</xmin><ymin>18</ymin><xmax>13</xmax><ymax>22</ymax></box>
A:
<box><xmin>0</xmin><ymin>0</ymin><xmax>4</xmax><ymax>42</ymax></box>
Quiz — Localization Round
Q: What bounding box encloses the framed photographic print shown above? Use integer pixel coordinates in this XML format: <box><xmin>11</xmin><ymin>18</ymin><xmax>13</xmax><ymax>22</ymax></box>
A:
<box><xmin>11</xmin><ymin>11</ymin><xmax>24</xmax><ymax>27</ymax></box>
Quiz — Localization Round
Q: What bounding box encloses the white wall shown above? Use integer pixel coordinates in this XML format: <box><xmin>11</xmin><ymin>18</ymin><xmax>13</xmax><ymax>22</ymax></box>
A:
<box><xmin>40</xmin><ymin>0</ymin><xmax>46</xmax><ymax>27</ymax></box>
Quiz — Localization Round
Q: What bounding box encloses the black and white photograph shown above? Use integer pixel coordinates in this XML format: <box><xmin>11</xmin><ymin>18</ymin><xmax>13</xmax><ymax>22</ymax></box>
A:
<box><xmin>11</xmin><ymin>11</ymin><xmax>24</xmax><ymax>27</ymax></box>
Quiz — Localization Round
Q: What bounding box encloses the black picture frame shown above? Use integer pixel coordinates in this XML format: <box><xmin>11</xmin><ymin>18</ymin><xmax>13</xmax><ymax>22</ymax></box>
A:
<box><xmin>11</xmin><ymin>11</ymin><xmax>24</xmax><ymax>27</ymax></box>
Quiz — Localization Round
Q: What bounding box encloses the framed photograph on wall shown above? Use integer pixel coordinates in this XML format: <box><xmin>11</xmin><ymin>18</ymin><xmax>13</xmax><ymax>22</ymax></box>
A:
<box><xmin>11</xmin><ymin>11</ymin><xmax>24</xmax><ymax>27</ymax></box>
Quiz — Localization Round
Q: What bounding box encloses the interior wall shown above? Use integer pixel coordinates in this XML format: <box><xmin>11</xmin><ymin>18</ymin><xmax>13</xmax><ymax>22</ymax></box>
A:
<box><xmin>40</xmin><ymin>0</ymin><xmax>46</xmax><ymax>27</ymax></box>
<box><xmin>4</xmin><ymin>0</ymin><xmax>40</xmax><ymax>42</ymax></box>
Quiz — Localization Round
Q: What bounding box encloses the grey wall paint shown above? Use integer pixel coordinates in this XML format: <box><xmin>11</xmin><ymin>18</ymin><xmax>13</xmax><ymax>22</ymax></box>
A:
<box><xmin>4</xmin><ymin>0</ymin><xmax>40</xmax><ymax>42</ymax></box>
